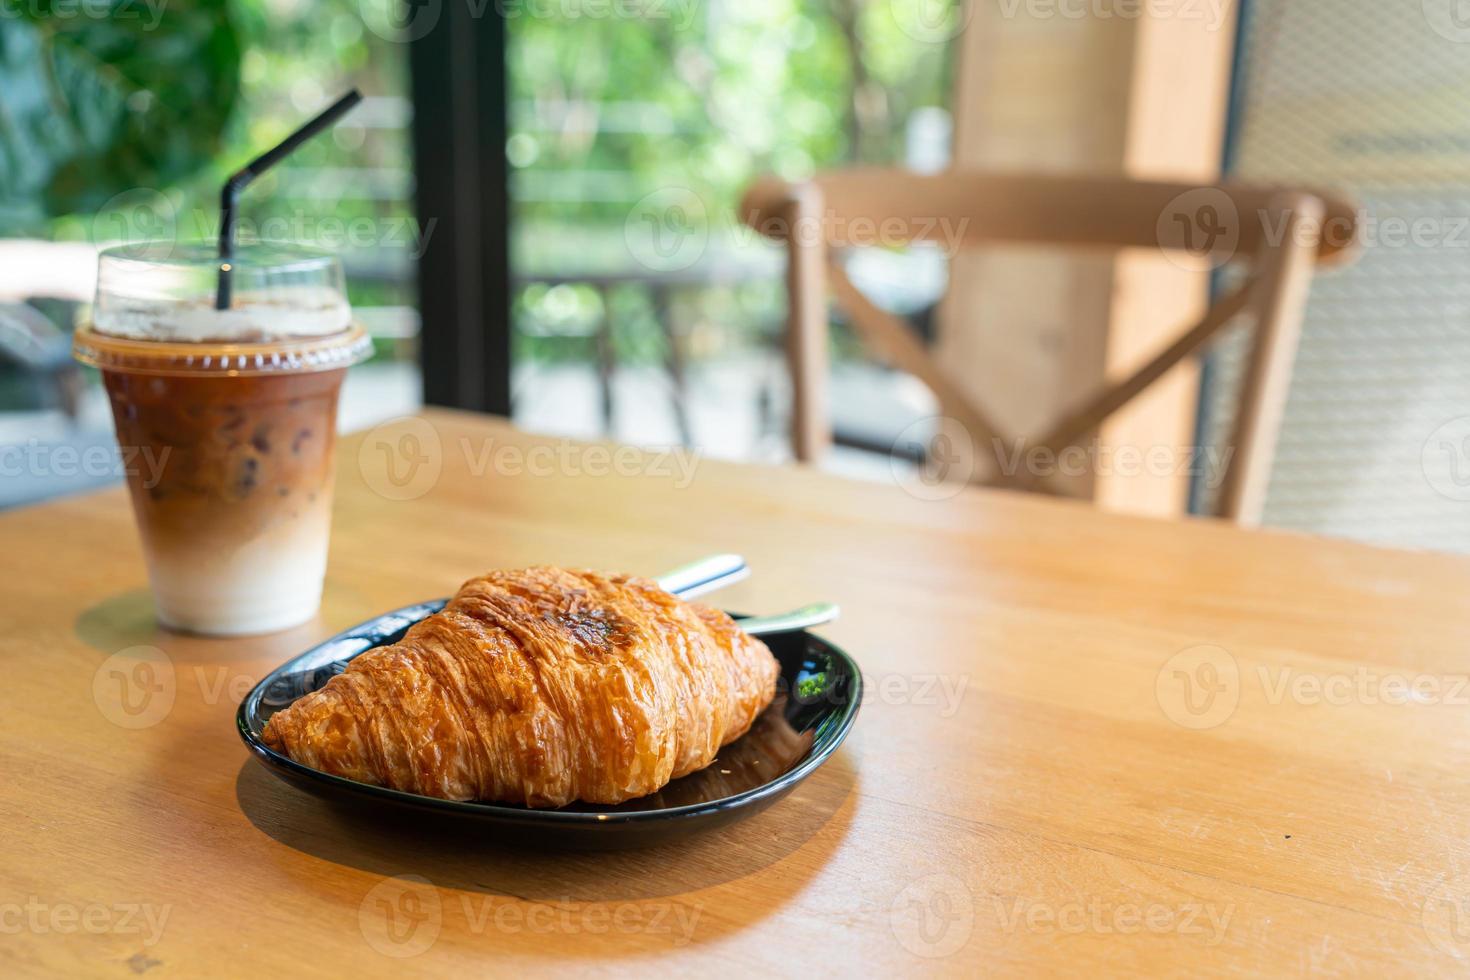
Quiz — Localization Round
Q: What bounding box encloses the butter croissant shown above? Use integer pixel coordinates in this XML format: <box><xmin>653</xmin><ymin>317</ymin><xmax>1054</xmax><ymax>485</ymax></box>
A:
<box><xmin>261</xmin><ymin>567</ymin><xmax>781</xmax><ymax>807</ymax></box>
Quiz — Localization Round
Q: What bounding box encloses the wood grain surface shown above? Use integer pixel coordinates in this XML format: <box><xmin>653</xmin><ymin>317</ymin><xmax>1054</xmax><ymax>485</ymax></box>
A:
<box><xmin>3</xmin><ymin>409</ymin><xmax>1470</xmax><ymax>976</ymax></box>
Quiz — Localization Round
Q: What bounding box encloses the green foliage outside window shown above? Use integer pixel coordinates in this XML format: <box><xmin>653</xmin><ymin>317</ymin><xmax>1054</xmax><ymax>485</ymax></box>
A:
<box><xmin>0</xmin><ymin>0</ymin><xmax>955</xmax><ymax>365</ymax></box>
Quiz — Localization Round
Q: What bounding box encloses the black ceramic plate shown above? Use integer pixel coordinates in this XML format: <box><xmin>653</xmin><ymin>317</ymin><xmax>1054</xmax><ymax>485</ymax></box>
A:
<box><xmin>237</xmin><ymin>601</ymin><xmax>860</xmax><ymax>849</ymax></box>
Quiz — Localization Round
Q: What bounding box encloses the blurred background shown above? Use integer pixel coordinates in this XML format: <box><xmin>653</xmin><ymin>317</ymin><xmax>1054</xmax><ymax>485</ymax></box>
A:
<box><xmin>3</xmin><ymin>0</ymin><xmax>1470</xmax><ymax>552</ymax></box>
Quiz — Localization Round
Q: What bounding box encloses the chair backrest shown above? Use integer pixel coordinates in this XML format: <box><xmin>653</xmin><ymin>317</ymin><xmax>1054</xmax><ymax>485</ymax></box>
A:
<box><xmin>739</xmin><ymin>169</ymin><xmax>1359</xmax><ymax>524</ymax></box>
<box><xmin>742</xmin><ymin>169</ymin><xmax>1358</xmax><ymax>261</ymax></box>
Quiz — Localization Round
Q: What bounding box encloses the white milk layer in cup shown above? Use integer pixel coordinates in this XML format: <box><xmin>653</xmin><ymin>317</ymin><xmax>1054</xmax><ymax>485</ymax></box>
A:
<box><xmin>73</xmin><ymin>244</ymin><xmax>372</xmax><ymax>636</ymax></box>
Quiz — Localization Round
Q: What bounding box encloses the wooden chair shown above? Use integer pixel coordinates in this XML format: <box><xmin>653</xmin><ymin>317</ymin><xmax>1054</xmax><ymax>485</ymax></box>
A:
<box><xmin>740</xmin><ymin>169</ymin><xmax>1359</xmax><ymax>523</ymax></box>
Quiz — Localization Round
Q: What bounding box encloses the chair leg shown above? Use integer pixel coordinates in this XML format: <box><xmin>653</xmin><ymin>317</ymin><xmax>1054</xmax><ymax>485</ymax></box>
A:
<box><xmin>1216</xmin><ymin>195</ymin><xmax>1324</xmax><ymax>524</ymax></box>
<box><xmin>783</xmin><ymin>191</ymin><xmax>831</xmax><ymax>463</ymax></box>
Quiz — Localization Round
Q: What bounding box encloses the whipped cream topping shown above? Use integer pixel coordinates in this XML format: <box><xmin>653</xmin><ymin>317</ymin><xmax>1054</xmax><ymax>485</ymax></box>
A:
<box><xmin>93</xmin><ymin>286</ymin><xmax>351</xmax><ymax>343</ymax></box>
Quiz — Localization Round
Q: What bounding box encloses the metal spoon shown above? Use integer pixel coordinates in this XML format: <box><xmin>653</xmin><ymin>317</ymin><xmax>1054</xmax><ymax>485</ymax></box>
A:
<box><xmin>656</xmin><ymin>554</ymin><xmax>748</xmax><ymax>599</ymax></box>
<box><xmin>735</xmin><ymin>602</ymin><xmax>840</xmax><ymax>637</ymax></box>
<box><xmin>656</xmin><ymin>557</ymin><xmax>836</xmax><ymax>635</ymax></box>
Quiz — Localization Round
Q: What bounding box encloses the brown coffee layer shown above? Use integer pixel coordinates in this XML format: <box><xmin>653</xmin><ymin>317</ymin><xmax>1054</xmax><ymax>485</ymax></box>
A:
<box><xmin>103</xmin><ymin>369</ymin><xmax>346</xmax><ymax>549</ymax></box>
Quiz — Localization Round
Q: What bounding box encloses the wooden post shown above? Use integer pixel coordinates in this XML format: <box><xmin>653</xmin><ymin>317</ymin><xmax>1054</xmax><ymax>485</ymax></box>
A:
<box><xmin>940</xmin><ymin>2</ymin><xmax>1240</xmax><ymax>515</ymax></box>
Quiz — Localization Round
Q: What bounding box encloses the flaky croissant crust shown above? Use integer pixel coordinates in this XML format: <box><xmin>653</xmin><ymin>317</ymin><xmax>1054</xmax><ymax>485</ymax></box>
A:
<box><xmin>261</xmin><ymin>567</ymin><xmax>780</xmax><ymax>807</ymax></box>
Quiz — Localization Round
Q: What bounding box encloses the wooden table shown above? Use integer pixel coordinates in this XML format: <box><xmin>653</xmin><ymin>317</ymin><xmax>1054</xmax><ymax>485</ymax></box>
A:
<box><xmin>5</xmin><ymin>409</ymin><xmax>1470</xmax><ymax>976</ymax></box>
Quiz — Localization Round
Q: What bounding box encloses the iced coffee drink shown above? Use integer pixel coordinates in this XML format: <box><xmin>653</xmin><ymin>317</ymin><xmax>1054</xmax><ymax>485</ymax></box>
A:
<box><xmin>73</xmin><ymin>244</ymin><xmax>372</xmax><ymax>635</ymax></box>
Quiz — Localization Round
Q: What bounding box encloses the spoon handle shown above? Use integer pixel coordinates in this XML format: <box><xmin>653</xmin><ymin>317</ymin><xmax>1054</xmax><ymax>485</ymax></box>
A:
<box><xmin>737</xmin><ymin>603</ymin><xmax>840</xmax><ymax>637</ymax></box>
<box><xmin>656</xmin><ymin>554</ymin><xmax>749</xmax><ymax>599</ymax></box>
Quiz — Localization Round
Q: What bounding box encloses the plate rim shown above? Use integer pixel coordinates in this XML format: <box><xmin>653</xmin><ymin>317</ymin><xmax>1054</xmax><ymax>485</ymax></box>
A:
<box><xmin>236</xmin><ymin>601</ymin><xmax>861</xmax><ymax>825</ymax></box>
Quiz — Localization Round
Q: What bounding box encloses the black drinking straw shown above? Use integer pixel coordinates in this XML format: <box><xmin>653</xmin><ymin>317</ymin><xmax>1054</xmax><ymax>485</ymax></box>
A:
<box><xmin>215</xmin><ymin>89</ymin><xmax>364</xmax><ymax>310</ymax></box>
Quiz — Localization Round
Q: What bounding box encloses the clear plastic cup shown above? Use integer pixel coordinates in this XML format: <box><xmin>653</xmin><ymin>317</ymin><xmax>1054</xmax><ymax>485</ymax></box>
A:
<box><xmin>73</xmin><ymin>243</ymin><xmax>373</xmax><ymax>635</ymax></box>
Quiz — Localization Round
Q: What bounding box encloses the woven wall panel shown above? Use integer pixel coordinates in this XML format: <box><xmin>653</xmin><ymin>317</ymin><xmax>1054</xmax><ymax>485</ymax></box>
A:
<box><xmin>1202</xmin><ymin>0</ymin><xmax>1470</xmax><ymax>550</ymax></box>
